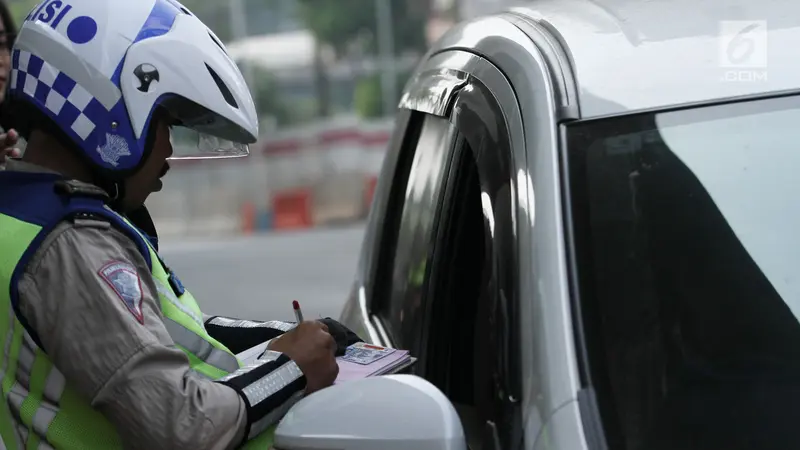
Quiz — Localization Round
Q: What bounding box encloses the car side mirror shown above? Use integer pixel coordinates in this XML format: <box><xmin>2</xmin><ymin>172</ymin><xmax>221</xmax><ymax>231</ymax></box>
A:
<box><xmin>273</xmin><ymin>374</ymin><xmax>467</xmax><ymax>450</ymax></box>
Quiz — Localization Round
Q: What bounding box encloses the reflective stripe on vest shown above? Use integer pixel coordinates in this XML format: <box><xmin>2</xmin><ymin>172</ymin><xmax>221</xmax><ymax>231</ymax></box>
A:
<box><xmin>153</xmin><ymin>279</ymin><xmax>239</xmax><ymax>374</ymax></box>
<box><xmin>0</xmin><ymin>193</ymin><xmax>277</xmax><ymax>448</ymax></box>
<box><xmin>163</xmin><ymin>319</ymin><xmax>240</xmax><ymax>373</ymax></box>
<box><xmin>115</xmin><ymin>214</ymin><xmax>243</xmax><ymax>378</ymax></box>
<box><xmin>154</xmin><ymin>279</ymin><xmax>203</xmax><ymax>326</ymax></box>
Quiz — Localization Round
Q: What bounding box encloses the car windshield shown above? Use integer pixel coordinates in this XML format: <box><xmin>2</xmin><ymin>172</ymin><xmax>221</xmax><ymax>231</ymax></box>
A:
<box><xmin>565</xmin><ymin>94</ymin><xmax>800</xmax><ymax>450</ymax></box>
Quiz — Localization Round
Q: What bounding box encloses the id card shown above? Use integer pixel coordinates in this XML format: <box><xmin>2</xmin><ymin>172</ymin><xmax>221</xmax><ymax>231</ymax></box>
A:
<box><xmin>341</xmin><ymin>342</ymin><xmax>396</xmax><ymax>365</ymax></box>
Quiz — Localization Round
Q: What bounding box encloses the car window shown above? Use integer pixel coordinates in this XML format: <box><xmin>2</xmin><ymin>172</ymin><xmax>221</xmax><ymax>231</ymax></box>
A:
<box><xmin>420</xmin><ymin>77</ymin><xmax>521</xmax><ymax>450</ymax></box>
<box><xmin>373</xmin><ymin>114</ymin><xmax>459</xmax><ymax>347</ymax></box>
<box><xmin>565</xmin><ymin>94</ymin><xmax>800</xmax><ymax>450</ymax></box>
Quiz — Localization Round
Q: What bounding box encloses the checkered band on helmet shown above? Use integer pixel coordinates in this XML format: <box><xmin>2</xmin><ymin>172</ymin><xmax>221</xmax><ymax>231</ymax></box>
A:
<box><xmin>12</xmin><ymin>50</ymin><xmax>109</xmax><ymax>152</ymax></box>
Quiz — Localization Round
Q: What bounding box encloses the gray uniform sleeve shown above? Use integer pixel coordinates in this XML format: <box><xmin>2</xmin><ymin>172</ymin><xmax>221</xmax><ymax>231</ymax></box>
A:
<box><xmin>14</xmin><ymin>217</ymin><xmax>296</xmax><ymax>450</ymax></box>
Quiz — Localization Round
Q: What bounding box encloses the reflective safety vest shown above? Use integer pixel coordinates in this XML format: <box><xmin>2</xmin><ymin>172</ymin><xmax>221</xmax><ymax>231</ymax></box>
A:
<box><xmin>0</xmin><ymin>172</ymin><xmax>275</xmax><ymax>449</ymax></box>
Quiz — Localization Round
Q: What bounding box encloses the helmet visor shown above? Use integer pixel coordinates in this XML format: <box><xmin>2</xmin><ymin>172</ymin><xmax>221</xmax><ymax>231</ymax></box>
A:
<box><xmin>158</xmin><ymin>96</ymin><xmax>256</xmax><ymax>161</ymax></box>
<box><xmin>168</xmin><ymin>125</ymin><xmax>249</xmax><ymax>160</ymax></box>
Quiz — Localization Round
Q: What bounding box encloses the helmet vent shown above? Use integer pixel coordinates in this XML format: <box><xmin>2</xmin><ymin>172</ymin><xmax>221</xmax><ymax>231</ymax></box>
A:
<box><xmin>208</xmin><ymin>31</ymin><xmax>227</xmax><ymax>54</ymax></box>
<box><xmin>205</xmin><ymin>63</ymin><xmax>238</xmax><ymax>109</ymax></box>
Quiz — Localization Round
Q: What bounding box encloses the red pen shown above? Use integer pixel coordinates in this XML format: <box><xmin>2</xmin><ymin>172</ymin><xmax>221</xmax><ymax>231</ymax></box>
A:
<box><xmin>292</xmin><ymin>300</ymin><xmax>304</xmax><ymax>323</ymax></box>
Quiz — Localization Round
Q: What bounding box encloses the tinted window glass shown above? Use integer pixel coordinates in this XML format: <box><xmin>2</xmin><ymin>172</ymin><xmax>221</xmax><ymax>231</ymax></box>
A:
<box><xmin>424</xmin><ymin>140</ymin><xmax>485</xmax><ymax>433</ymax></box>
<box><xmin>566</xmin><ymin>95</ymin><xmax>800</xmax><ymax>450</ymax></box>
<box><xmin>375</xmin><ymin>115</ymin><xmax>457</xmax><ymax>347</ymax></box>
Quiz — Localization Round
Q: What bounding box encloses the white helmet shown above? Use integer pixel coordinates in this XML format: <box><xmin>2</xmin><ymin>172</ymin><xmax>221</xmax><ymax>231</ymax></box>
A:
<box><xmin>7</xmin><ymin>0</ymin><xmax>258</xmax><ymax>177</ymax></box>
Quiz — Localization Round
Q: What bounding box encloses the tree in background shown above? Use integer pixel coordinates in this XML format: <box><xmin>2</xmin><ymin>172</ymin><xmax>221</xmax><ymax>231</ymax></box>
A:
<box><xmin>295</xmin><ymin>0</ymin><xmax>430</xmax><ymax>118</ymax></box>
<box><xmin>353</xmin><ymin>75</ymin><xmax>382</xmax><ymax>119</ymax></box>
<box><xmin>246</xmin><ymin>64</ymin><xmax>291</xmax><ymax>126</ymax></box>
<box><xmin>296</xmin><ymin>0</ymin><xmax>428</xmax><ymax>56</ymax></box>
<box><xmin>9</xmin><ymin>0</ymin><xmax>36</xmax><ymax>25</ymax></box>
<box><xmin>354</xmin><ymin>69</ymin><xmax>411</xmax><ymax>119</ymax></box>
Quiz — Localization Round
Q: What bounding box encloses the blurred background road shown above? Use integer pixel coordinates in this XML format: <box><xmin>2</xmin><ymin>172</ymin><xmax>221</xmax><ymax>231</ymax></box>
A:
<box><xmin>160</xmin><ymin>224</ymin><xmax>366</xmax><ymax>322</ymax></box>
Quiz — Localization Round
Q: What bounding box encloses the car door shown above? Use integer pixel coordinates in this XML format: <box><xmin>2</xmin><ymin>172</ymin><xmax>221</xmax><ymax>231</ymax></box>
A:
<box><xmin>348</xmin><ymin>12</ymin><xmax>591</xmax><ymax>450</ymax></box>
<box><xmin>354</xmin><ymin>46</ymin><xmax>529</xmax><ymax>449</ymax></box>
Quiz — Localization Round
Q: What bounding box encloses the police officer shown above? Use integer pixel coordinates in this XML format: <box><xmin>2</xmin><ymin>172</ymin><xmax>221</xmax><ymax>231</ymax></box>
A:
<box><xmin>0</xmin><ymin>0</ymin><xmax>348</xmax><ymax>448</ymax></box>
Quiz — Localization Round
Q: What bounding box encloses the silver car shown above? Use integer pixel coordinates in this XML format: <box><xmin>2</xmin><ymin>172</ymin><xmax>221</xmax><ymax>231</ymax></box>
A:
<box><xmin>340</xmin><ymin>0</ymin><xmax>800</xmax><ymax>449</ymax></box>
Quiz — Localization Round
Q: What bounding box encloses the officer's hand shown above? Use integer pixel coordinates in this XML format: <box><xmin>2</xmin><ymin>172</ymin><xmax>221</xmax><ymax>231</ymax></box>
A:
<box><xmin>268</xmin><ymin>321</ymin><xmax>338</xmax><ymax>394</ymax></box>
<box><xmin>1</xmin><ymin>129</ymin><xmax>21</xmax><ymax>160</ymax></box>
<box><xmin>316</xmin><ymin>317</ymin><xmax>365</xmax><ymax>356</ymax></box>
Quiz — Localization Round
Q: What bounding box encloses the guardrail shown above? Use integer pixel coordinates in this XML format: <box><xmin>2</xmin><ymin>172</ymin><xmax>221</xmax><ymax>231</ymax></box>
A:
<box><xmin>146</xmin><ymin>116</ymin><xmax>394</xmax><ymax>237</ymax></box>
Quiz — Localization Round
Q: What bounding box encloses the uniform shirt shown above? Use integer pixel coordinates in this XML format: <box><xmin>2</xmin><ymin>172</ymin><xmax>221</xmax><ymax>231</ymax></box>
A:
<box><xmin>6</xmin><ymin>159</ymin><xmax>280</xmax><ymax>450</ymax></box>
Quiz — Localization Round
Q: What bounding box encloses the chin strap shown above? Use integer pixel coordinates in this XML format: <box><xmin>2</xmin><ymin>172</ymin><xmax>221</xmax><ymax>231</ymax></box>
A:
<box><xmin>109</xmin><ymin>181</ymin><xmax>128</xmax><ymax>213</ymax></box>
<box><xmin>92</xmin><ymin>175</ymin><xmax>127</xmax><ymax>213</ymax></box>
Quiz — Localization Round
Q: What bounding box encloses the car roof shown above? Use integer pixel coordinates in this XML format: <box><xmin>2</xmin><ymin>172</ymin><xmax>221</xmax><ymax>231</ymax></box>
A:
<box><xmin>510</xmin><ymin>0</ymin><xmax>800</xmax><ymax>118</ymax></box>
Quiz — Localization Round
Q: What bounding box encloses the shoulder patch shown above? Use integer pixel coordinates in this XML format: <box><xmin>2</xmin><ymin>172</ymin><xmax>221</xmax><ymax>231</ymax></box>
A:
<box><xmin>98</xmin><ymin>261</ymin><xmax>144</xmax><ymax>324</ymax></box>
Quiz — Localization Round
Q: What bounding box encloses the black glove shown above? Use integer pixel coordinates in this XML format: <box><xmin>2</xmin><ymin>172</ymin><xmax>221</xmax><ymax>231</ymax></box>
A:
<box><xmin>317</xmin><ymin>317</ymin><xmax>364</xmax><ymax>356</ymax></box>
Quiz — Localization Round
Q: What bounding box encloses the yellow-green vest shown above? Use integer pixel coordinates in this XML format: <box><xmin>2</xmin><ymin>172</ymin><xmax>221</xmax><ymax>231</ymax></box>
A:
<box><xmin>0</xmin><ymin>174</ymin><xmax>276</xmax><ymax>449</ymax></box>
